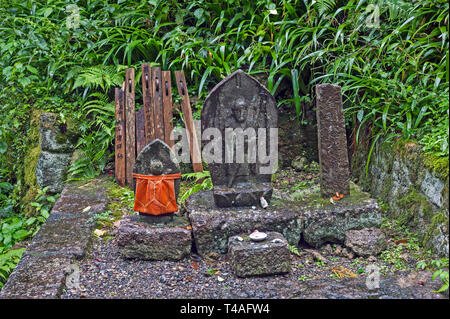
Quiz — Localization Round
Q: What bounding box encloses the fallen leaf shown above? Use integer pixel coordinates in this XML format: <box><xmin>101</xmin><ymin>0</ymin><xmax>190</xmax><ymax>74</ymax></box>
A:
<box><xmin>191</xmin><ymin>262</ymin><xmax>199</xmax><ymax>270</ymax></box>
<box><xmin>330</xmin><ymin>265</ymin><xmax>358</xmax><ymax>278</ymax></box>
<box><xmin>395</xmin><ymin>239</ymin><xmax>408</xmax><ymax>245</ymax></box>
<box><xmin>82</xmin><ymin>206</ymin><xmax>91</xmax><ymax>213</ymax></box>
<box><xmin>217</xmin><ymin>276</ymin><xmax>225</xmax><ymax>282</ymax></box>
<box><xmin>186</xmin><ymin>225</ymin><xmax>192</xmax><ymax>230</ymax></box>
<box><xmin>94</xmin><ymin>229</ymin><xmax>106</xmax><ymax>237</ymax></box>
<box><xmin>113</xmin><ymin>220</ymin><xmax>121</xmax><ymax>228</ymax></box>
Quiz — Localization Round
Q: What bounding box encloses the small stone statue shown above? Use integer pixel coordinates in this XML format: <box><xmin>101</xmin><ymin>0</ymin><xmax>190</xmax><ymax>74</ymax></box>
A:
<box><xmin>132</xmin><ymin>139</ymin><xmax>181</xmax><ymax>223</ymax></box>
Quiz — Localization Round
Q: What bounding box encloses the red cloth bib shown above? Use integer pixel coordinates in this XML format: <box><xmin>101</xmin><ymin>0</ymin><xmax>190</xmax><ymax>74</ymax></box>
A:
<box><xmin>132</xmin><ymin>173</ymin><xmax>181</xmax><ymax>215</ymax></box>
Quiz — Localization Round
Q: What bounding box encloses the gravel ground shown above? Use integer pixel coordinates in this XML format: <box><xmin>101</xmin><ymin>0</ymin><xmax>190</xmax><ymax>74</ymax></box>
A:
<box><xmin>61</xmin><ymin>232</ymin><xmax>446</xmax><ymax>299</ymax></box>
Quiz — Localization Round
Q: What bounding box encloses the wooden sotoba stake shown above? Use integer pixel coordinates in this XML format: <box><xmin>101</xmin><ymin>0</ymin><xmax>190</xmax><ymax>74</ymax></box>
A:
<box><xmin>114</xmin><ymin>87</ymin><xmax>126</xmax><ymax>187</ymax></box>
<box><xmin>151</xmin><ymin>67</ymin><xmax>164</xmax><ymax>141</ymax></box>
<box><xmin>141</xmin><ymin>64</ymin><xmax>154</xmax><ymax>144</ymax></box>
<box><xmin>162</xmin><ymin>70</ymin><xmax>174</xmax><ymax>148</ymax></box>
<box><xmin>125</xmin><ymin>68</ymin><xmax>135</xmax><ymax>187</ymax></box>
<box><xmin>174</xmin><ymin>70</ymin><xmax>203</xmax><ymax>172</ymax></box>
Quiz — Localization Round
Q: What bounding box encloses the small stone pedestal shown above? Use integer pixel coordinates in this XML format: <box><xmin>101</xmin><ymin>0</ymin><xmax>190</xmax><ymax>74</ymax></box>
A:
<box><xmin>117</xmin><ymin>215</ymin><xmax>192</xmax><ymax>261</ymax></box>
<box><xmin>228</xmin><ymin>232</ymin><xmax>291</xmax><ymax>277</ymax></box>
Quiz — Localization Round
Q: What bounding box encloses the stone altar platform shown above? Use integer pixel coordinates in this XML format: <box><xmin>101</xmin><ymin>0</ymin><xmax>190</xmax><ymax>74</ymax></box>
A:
<box><xmin>186</xmin><ymin>183</ymin><xmax>381</xmax><ymax>257</ymax></box>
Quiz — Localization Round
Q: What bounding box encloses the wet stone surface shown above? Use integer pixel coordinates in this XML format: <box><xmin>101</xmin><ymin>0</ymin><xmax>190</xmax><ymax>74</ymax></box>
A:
<box><xmin>0</xmin><ymin>254</ymin><xmax>73</xmax><ymax>299</ymax></box>
<box><xmin>117</xmin><ymin>215</ymin><xmax>192</xmax><ymax>261</ymax></box>
<box><xmin>345</xmin><ymin>228</ymin><xmax>387</xmax><ymax>257</ymax></box>
<box><xmin>0</xmin><ymin>177</ymin><xmax>110</xmax><ymax>299</ymax></box>
<box><xmin>228</xmin><ymin>232</ymin><xmax>291</xmax><ymax>277</ymax></box>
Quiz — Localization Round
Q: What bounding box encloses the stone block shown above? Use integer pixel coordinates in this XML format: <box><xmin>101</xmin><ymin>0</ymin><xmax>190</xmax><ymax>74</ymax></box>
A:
<box><xmin>186</xmin><ymin>190</ymin><xmax>303</xmax><ymax>256</ymax></box>
<box><xmin>117</xmin><ymin>215</ymin><xmax>192</xmax><ymax>260</ymax></box>
<box><xmin>228</xmin><ymin>232</ymin><xmax>291</xmax><ymax>277</ymax></box>
<box><xmin>345</xmin><ymin>228</ymin><xmax>387</xmax><ymax>257</ymax></box>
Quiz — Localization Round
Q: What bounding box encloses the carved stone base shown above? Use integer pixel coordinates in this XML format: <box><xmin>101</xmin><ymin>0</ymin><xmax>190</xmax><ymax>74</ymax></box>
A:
<box><xmin>213</xmin><ymin>183</ymin><xmax>272</xmax><ymax>208</ymax></box>
<box><xmin>117</xmin><ymin>215</ymin><xmax>192</xmax><ymax>261</ymax></box>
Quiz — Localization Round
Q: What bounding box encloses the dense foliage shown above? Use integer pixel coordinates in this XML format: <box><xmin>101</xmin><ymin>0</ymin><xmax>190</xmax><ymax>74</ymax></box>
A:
<box><xmin>0</xmin><ymin>0</ymin><xmax>448</xmax><ymax>287</ymax></box>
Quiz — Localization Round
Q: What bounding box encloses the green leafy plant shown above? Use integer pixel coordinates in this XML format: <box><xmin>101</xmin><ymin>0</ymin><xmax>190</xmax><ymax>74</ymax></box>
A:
<box><xmin>289</xmin><ymin>244</ymin><xmax>301</xmax><ymax>257</ymax></box>
<box><xmin>179</xmin><ymin>171</ymin><xmax>213</xmax><ymax>204</ymax></box>
<box><xmin>0</xmin><ymin>248</ymin><xmax>25</xmax><ymax>289</ymax></box>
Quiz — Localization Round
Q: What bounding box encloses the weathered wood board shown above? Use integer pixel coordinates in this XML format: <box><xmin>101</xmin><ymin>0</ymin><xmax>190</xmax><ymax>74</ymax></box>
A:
<box><xmin>125</xmin><ymin>68</ymin><xmax>136</xmax><ymax>187</ymax></box>
<box><xmin>141</xmin><ymin>63</ymin><xmax>153</xmax><ymax>144</ymax></box>
<box><xmin>114</xmin><ymin>88</ymin><xmax>126</xmax><ymax>186</ymax></box>
<box><xmin>162</xmin><ymin>70</ymin><xmax>174</xmax><ymax>147</ymax></box>
<box><xmin>152</xmin><ymin>67</ymin><xmax>164</xmax><ymax>141</ymax></box>
<box><xmin>175</xmin><ymin>70</ymin><xmax>203</xmax><ymax>172</ymax></box>
<box><xmin>136</xmin><ymin>107</ymin><xmax>146</xmax><ymax>155</ymax></box>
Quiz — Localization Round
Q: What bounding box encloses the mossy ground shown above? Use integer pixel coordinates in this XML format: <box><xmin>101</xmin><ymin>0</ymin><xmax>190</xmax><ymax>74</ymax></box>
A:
<box><xmin>89</xmin><ymin>179</ymin><xmax>135</xmax><ymax>241</ymax></box>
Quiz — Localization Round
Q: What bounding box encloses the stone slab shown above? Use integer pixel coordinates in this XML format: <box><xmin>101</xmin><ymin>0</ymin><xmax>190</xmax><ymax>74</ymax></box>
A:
<box><xmin>25</xmin><ymin>212</ymin><xmax>94</xmax><ymax>259</ymax></box>
<box><xmin>213</xmin><ymin>183</ymin><xmax>272</xmax><ymax>208</ymax></box>
<box><xmin>302</xmin><ymin>197</ymin><xmax>382</xmax><ymax>248</ymax></box>
<box><xmin>186</xmin><ymin>183</ymin><xmax>381</xmax><ymax>256</ymax></box>
<box><xmin>0</xmin><ymin>177</ymin><xmax>110</xmax><ymax>298</ymax></box>
<box><xmin>0</xmin><ymin>254</ymin><xmax>72</xmax><ymax>299</ymax></box>
<box><xmin>345</xmin><ymin>228</ymin><xmax>387</xmax><ymax>257</ymax></box>
<box><xmin>228</xmin><ymin>232</ymin><xmax>291</xmax><ymax>277</ymax></box>
<box><xmin>315</xmin><ymin>84</ymin><xmax>350</xmax><ymax>198</ymax></box>
<box><xmin>117</xmin><ymin>215</ymin><xmax>192</xmax><ymax>260</ymax></box>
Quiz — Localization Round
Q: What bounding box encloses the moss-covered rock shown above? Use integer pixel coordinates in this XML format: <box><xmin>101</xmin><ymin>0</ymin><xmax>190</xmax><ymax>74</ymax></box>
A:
<box><xmin>352</xmin><ymin>137</ymin><xmax>449</xmax><ymax>257</ymax></box>
<box><xmin>21</xmin><ymin>109</ymin><xmax>45</xmax><ymax>215</ymax></box>
<box><xmin>39</xmin><ymin>113</ymin><xmax>80</xmax><ymax>153</ymax></box>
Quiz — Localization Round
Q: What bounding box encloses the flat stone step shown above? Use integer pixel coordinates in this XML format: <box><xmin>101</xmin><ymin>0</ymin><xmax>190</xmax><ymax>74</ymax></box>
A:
<box><xmin>0</xmin><ymin>177</ymin><xmax>110</xmax><ymax>299</ymax></box>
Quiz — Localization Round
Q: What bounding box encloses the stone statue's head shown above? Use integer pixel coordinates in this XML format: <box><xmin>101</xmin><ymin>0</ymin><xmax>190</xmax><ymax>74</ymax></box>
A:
<box><xmin>150</xmin><ymin>159</ymin><xmax>164</xmax><ymax>176</ymax></box>
<box><xmin>232</xmin><ymin>97</ymin><xmax>246</xmax><ymax>123</ymax></box>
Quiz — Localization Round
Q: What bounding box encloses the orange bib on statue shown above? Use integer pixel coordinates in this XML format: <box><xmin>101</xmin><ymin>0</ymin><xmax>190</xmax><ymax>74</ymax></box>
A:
<box><xmin>132</xmin><ymin>173</ymin><xmax>181</xmax><ymax>215</ymax></box>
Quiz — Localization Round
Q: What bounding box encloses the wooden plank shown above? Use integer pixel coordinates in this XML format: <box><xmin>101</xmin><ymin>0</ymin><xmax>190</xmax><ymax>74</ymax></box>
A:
<box><xmin>135</xmin><ymin>107</ymin><xmax>146</xmax><ymax>155</ymax></box>
<box><xmin>141</xmin><ymin>63</ymin><xmax>154</xmax><ymax>144</ymax></box>
<box><xmin>174</xmin><ymin>70</ymin><xmax>203</xmax><ymax>172</ymax></box>
<box><xmin>151</xmin><ymin>67</ymin><xmax>164</xmax><ymax>141</ymax></box>
<box><xmin>125</xmin><ymin>68</ymin><xmax>136</xmax><ymax>187</ymax></box>
<box><xmin>162</xmin><ymin>70</ymin><xmax>174</xmax><ymax>148</ymax></box>
<box><xmin>114</xmin><ymin>88</ymin><xmax>126</xmax><ymax>187</ymax></box>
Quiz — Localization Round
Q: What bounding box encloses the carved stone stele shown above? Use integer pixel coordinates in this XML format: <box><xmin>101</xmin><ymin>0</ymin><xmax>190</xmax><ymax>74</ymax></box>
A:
<box><xmin>201</xmin><ymin>70</ymin><xmax>278</xmax><ymax>207</ymax></box>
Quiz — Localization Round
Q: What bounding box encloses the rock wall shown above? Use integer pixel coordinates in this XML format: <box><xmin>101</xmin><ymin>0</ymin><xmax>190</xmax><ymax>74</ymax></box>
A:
<box><xmin>352</xmin><ymin>139</ymin><xmax>449</xmax><ymax>257</ymax></box>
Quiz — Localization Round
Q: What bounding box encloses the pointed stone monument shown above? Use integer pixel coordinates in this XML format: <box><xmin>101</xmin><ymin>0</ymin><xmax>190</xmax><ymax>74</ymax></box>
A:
<box><xmin>315</xmin><ymin>83</ymin><xmax>350</xmax><ymax>198</ymax></box>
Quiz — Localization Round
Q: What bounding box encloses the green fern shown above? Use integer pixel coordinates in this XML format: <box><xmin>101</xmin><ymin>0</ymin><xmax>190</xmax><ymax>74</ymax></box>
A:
<box><xmin>72</xmin><ymin>65</ymin><xmax>126</xmax><ymax>91</ymax></box>
<box><xmin>289</xmin><ymin>244</ymin><xmax>301</xmax><ymax>257</ymax></box>
<box><xmin>179</xmin><ymin>171</ymin><xmax>212</xmax><ymax>204</ymax></box>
